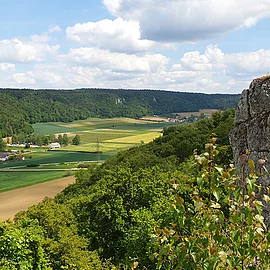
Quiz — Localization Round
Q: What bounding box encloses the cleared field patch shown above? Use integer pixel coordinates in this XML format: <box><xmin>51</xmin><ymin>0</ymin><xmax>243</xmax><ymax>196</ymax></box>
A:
<box><xmin>33</xmin><ymin>118</ymin><xmax>152</xmax><ymax>135</ymax></box>
<box><xmin>141</xmin><ymin>116</ymin><xmax>168</xmax><ymax>122</ymax></box>
<box><xmin>32</xmin><ymin>118</ymin><xmax>179</xmax><ymax>155</ymax></box>
<box><xmin>105</xmin><ymin>132</ymin><xmax>161</xmax><ymax>144</ymax></box>
<box><xmin>0</xmin><ymin>176</ymin><xmax>75</xmax><ymax>221</ymax></box>
<box><xmin>98</xmin><ymin>142</ymin><xmax>138</xmax><ymax>153</ymax></box>
<box><xmin>33</xmin><ymin>123</ymin><xmax>76</xmax><ymax>135</ymax></box>
<box><xmin>79</xmin><ymin>130</ymin><xmax>137</xmax><ymax>143</ymax></box>
<box><xmin>177</xmin><ymin>109</ymin><xmax>219</xmax><ymax>117</ymax></box>
<box><xmin>199</xmin><ymin>109</ymin><xmax>219</xmax><ymax>114</ymax></box>
<box><xmin>0</xmin><ymin>171</ymin><xmax>66</xmax><ymax>192</ymax></box>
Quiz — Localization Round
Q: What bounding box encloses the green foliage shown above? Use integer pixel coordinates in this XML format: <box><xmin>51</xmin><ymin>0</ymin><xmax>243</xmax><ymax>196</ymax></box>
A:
<box><xmin>1</xmin><ymin>108</ymin><xmax>250</xmax><ymax>269</ymax></box>
<box><xmin>62</xmin><ymin>134</ymin><xmax>69</xmax><ymax>145</ymax></box>
<box><xmin>15</xmin><ymin>199</ymin><xmax>104</xmax><ymax>269</ymax></box>
<box><xmin>0</xmin><ymin>136</ymin><xmax>6</xmax><ymax>151</ymax></box>
<box><xmin>150</xmin><ymin>141</ymin><xmax>270</xmax><ymax>269</ymax></box>
<box><xmin>0</xmin><ymin>220</ymin><xmax>51</xmax><ymax>269</ymax></box>
<box><xmin>72</xmin><ymin>134</ymin><xmax>81</xmax><ymax>145</ymax></box>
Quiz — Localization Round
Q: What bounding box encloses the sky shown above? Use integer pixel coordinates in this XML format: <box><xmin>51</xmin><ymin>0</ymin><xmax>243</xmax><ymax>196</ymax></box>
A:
<box><xmin>1</xmin><ymin>0</ymin><xmax>270</xmax><ymax>93</ymax></box>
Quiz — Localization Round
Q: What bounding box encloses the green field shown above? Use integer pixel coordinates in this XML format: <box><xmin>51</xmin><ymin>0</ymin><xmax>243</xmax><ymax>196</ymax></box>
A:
<box><xmin>2</xmin><ymin>118</ymin><xmax>180</xmax><ymax>170</ymax></box>
<box><xmin>0</xmin><ymin>171</ymin><xmax>66</xmax><ymax>192</ymax></box>
<box><xmin>0</xmin><ymin>151</ymin><xmax>111</xmax><ymax>169</ymax></box>
<box><xmin>33</xmin><ymin>118</ymin><xmax>172</xmax><ymax>135</ymax></box>
<box><xmin>32</xmin><ymin>117</ymin><xmax>175</xmax><ymax>155</ymax></box>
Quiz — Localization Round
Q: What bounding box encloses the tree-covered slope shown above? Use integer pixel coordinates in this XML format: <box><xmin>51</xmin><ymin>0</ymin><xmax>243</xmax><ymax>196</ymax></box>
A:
<box><xmin>4</xmin><ymin>109</ymin><xmax>260</xmax><ymax>270</ymax></box>
<box><xmin>0</xmin><ymin>88</ymin><xmax>239</xmax><ymax>137</ymax></box>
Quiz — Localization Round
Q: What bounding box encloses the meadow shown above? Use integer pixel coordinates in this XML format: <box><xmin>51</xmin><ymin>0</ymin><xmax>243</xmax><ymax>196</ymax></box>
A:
<box><xmin>0</xmin><ymin>171</ymin><xmax>66</xmax><ymax>192</ymax></box>
<box><xmin>32</xmin><ymin>117</ymin><xmax>173</xmax><ymax>155</ymax></box>
<box><xmin>0</xmin><ymin>117</ymin><xmax>178</xmax><ymax>192</ymax></box>
<box><xmin>0</xmin><ymin>151</ymin><xmax>110</xmax><ymax>169</ymax></box>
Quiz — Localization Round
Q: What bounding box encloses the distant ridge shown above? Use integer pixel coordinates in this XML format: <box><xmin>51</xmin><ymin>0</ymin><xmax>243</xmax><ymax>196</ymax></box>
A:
<box><xmin>0</xmin><ymin>88</ymin><xmax>240</xmax><ymax>137</ymax></box>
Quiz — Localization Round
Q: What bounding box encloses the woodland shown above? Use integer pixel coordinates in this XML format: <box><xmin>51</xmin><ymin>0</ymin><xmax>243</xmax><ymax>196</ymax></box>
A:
<box><xmin>1</xmin><ymin>108</ymin><xmax>270</xmax><ymax>269</ymax></box>
<box><xmin>0</xmin><ymin>88</ymin><xmax>239</xmax><ymax>137</ymax></box>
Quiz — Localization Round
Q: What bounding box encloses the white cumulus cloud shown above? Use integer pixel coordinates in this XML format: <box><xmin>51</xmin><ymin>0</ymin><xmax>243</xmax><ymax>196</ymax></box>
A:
<box><xmin>31</xmin><ymin>25</ymin><xmax>61</xmax><ymax>43</ymax></box>
<box><xmin>177</xmin><ymin>45</ymin><xmax>270</xmax><ymax>79</ymax></box>
<box><xmin>103</xmin><ymin>0</ymin><xmax>270</xmax><ymax>42</ymax></box>
<box><xmin>66</xmin><ymin>18</ymin><xmax>155</xmax><ymax>53</ymax></box>
<box><xmin>0</xmin><ymin>38</ymin><xmax>59</xmax><ymax>63</ymax></box>
<box><xmin>63</xmin><ymin>47</ymin><xmax>168</xmax><ymax>73</ymax></box>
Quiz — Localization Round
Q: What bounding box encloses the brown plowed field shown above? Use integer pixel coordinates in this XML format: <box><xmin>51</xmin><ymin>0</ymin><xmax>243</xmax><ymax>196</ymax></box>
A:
<box><xmin>0</xmin><ymin>176</ymin><xmax>75</xmax><ymax>221</ymax></box>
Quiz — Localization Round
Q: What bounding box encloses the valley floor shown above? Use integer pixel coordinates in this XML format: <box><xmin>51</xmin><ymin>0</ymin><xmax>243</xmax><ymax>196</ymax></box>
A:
<box><xmin>0</xmin><ymin>175</ymin><xmax>75</xmax><ymax>221</ymax></box>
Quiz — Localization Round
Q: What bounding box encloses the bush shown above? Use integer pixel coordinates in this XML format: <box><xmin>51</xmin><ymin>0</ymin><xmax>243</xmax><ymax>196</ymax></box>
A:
<box><xmin>26</xmin><ymin>164</ymin><xmax>39</xmax><ymax>168</ymax></box>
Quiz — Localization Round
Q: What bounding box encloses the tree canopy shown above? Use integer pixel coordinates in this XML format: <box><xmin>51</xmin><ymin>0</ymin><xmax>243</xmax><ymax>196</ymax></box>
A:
<box><xmin>2</xmin><ymin>109</ymin><xmax>267</xmax><ymax>269</ymax></box>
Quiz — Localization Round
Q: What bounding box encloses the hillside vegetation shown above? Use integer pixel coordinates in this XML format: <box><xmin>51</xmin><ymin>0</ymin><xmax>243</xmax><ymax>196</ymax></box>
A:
<box><xmin>5</xmin><ymin>109</ymin><xmax>270</xmax><ymax>269</ymax></box>
<box><xmin>0</xmin><ymin>88</ymin><xmax>239</xmax><ymax>137</ymax></box>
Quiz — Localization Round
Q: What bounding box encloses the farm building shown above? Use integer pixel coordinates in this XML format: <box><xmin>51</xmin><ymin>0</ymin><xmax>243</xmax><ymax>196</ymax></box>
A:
<box><xmin>16</xmin><ymin>155</ymin><xmax>25</xmax><ymax>160</ymax></box>
<box><xmin>0</xmin><ymin>152</ymin><xmax>9</xmax><ymax>161</ymax></box>
<box><xmin>48</xmin><ymin>142</ymin><xmax>61</xmax><ymax>149</ymax></box>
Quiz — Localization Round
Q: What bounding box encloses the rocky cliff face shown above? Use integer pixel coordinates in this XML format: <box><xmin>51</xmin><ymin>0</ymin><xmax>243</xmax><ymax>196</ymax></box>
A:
<box><xmin>230</xmin><ymin>76</ymin><xmax>270</xmax><ymax>226</ymax></box>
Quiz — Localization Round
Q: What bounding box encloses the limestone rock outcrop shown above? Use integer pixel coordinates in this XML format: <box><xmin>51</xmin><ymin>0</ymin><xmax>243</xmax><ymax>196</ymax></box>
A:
<box><xmin>230</xmin><ymin>75</ymin><xmax>270</xmax><ymax>226</ymax></box>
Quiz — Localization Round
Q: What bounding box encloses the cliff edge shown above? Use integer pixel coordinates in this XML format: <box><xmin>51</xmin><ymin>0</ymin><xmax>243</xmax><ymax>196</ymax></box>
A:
<box><xmin>230</xmin><ymin>75</ymin><xmax>270</xmax><ymax>226</ymax></box>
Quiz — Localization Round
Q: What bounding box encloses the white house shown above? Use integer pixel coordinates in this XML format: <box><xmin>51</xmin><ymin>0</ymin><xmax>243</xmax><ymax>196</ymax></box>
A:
<box><xmin>0</xmin><ymin>152</ymin><xmax>9</xmax><ymax>161</ymax></box>
<box><xmin>48</xmin><ymin>142</ymin><xmax>61</xmax><ymax>149</ymax></box>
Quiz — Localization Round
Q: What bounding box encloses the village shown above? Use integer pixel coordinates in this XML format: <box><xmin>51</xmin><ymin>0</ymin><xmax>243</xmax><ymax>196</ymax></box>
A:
<box><xmin>0</xmin><ymin>142</ymin><xmax>61</xmax><ymax>163</ymax></box>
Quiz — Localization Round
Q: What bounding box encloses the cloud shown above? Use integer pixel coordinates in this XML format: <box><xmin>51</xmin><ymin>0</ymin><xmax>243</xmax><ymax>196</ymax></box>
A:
<box><xmin>177</xmin><ymin>45</ymin><xmax>270</xmax><ymax>80</ymax></box>
<box><xmin>0</xmin><ymin>63</ymin><xmax>15</xmax><ymax>71</ymax></box>
<box><xmin>103</xmin><ymin>0</ymin><xmax>270</xmax><ymax>42</ymax></box>
<box><xmin>5</xmin><ymin>39</ymin><xmax>270</xmax><ymax>94</ymax></box>
<box><xmin>66</xmin><ymin>18</ymin><xmax>155</xmax><ymax>53</ymax></box>
<box><xmin>11</xmin><ymin>73</ymin><xmax>36</xmax><ymax>85</ymax></box>
<box><xmin>31</xmin><ymin>34</ymin><xmax>51</xmax><ymax>43</ymax></box>
<box><xmin>31</xmin><ymin>25</ymin><xmax>61</xmax><ymax>43</ymax></box>
<box><xmin>224</xmin><ymin>49</ymin><xmax>270</xmax><ymax>78</ymax></box>
<box><xmin>62</xmin><ymin>47</ymin><xmax>168</xmax><ymax>73</ymax></box>
<box><xmin>180</xmin><ymin>51</ymin><xmax>212</xmax><ymax>71</ymax></box>
<box><xmin>48</xmin><ymin>25</ymin><xmax>61</xmax><ymax>33</ymax></box>
<box><xmin>0</xmin><ymin>38</ymin><xmax>60</xmax><ymax>63</ymax></box>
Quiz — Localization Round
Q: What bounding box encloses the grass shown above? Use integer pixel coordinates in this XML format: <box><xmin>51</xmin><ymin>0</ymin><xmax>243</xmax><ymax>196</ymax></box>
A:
<box><xmin>79</xmin><ymin>130</ymin><xmax>136</xmax><ymax>143</ymax></box>
<box><xmin>31</xmin><ymin>117</ymin><xmax>172</xmax><ymax>155</ymax></box>
<box><xmin>33</xmin><ymin>123</ymin><xmax>75</xmax><ymax>135</ymax></box>
<box><xmin>32</xmin><ymin>118</ymin><xmax>173</xmax><ymax>135</ymax></box>
<box><xmin>10</xmin><ymin>163</ymin><xmax>81</xmax><ymax>170</ymax></box>
<box><xmin>0</xmin><ymin>171</ymin><xmax>66</xmax><ymax>192</ymax></box>
<box><xmin>1</xmin><ymin>117</ymin><xmax>180</xmax><ymax>191</ymax></box>
<box><xmin>3</xmin><ymin>118</ymin><xmax>178</xmax><ymax>170</ymax></box>
<box><xmin>0</xmin><ymin>151</ymin><xmax>111</xmax><ymax>169</ymax></box>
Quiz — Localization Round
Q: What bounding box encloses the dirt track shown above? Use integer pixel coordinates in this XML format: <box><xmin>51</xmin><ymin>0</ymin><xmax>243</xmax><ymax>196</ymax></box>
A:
<box><xmin>0</xmin><ymin>176</ymin><xmax>75</xmax><ymax>221</ymax></box>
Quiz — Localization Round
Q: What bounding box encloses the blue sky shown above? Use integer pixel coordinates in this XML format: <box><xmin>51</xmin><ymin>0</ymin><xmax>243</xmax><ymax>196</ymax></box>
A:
<box><xmin>0</xmin><ymin>0</ymin><xmax>270</xmax><ymax>93</ymax></box>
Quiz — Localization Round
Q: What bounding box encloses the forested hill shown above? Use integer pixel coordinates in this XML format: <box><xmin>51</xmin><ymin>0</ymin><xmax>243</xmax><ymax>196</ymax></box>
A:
<box><xmin>0</xmin><ymin>88</ymin><xmax>239</xmax><ymax>136</ymax></box>
<box><xmin>4</xmin><ymin>108</ymin><xmax>270</xmax><ymax>269</ymax></box>
<box><xmin>2</xmin><ymin>108</ymin><xmax>270</xmax><ymax>268</ymax></box>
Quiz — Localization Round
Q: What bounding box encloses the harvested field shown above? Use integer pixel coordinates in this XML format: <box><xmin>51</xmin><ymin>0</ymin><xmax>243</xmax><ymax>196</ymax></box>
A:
<box><xmin>105</xmin><ymin>132</ymin><xmax>161</xmax><ymax>144</ymax></box>
<box><xmin>141</xmin><ymin>117</ymin><xmax>168</xmax><ymax>122</ymax></box>
<box><xmin>0</xmin><ymin>176</ymin><xmax>75</xmax><ymax>221</ymax></box>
